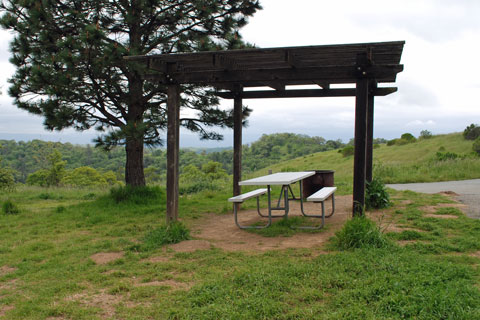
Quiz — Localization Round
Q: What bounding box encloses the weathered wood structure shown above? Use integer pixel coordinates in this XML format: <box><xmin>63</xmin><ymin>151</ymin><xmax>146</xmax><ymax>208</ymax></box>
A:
<box><xmin>126</xmin><ymin>41</ymin><xmax>404</xmax><ymax>219</ymax></box>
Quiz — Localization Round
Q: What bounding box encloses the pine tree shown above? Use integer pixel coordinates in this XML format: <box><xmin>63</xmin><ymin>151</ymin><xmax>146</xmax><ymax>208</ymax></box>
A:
<box><xmin>0</xmin><ymin>0</ymin><xmax>261</xmax><ymax>186</ymax></box>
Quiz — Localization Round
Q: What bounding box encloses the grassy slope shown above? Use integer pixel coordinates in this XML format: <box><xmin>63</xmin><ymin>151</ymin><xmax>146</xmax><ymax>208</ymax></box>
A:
<box><xmin>243</xmin><ymin>132</ymin><xmax>480</xmax><ymax>195</ymax></box>
<box><xmin>1</xmin><ymin>133</ymin><xmax>480</xmax><ymax>319</ymax></box>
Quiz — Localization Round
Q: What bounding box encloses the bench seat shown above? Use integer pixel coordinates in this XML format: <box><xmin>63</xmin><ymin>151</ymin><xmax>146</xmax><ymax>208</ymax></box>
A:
<box><xmin>228</xmin><ymin>188</ymin><xmax>268</xmax><ymax>203</ymax></box>
<box><xmin>307</xmin><ymin>187</ymin><xmax>337</xmax><ymax>202</ymax></box>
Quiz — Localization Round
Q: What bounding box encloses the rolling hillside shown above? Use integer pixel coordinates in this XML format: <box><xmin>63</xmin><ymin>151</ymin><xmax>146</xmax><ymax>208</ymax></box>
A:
<box><xmin>242</xmin><ymin>133</ymin><xmax>480</xmax><ymax>195</ymax></box>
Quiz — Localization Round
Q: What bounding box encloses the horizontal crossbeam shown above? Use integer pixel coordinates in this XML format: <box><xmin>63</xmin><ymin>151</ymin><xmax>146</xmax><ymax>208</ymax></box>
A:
<box><xmin>143</xmin><ymin>65</ymin><xmax>403</xmax><ymax>85</ymax></box>
<box><xmin>215</xmin><ymin>87</ymin><xmax>397</xmax><ymax>99</ymax></box>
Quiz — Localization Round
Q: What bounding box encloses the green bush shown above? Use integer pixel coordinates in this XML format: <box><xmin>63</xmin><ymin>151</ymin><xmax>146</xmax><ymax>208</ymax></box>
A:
<box><xmin>340</xmin><ymin>145</ymin><xmax>354</xmax><ymax>157</ymax></box>
<box><xmin>401</xmin><ymin>133</ymin><xmax>416</xmax><ymax>142</ymax></box>
<box><xmin>386</xmin><ymin>139</ymin><xmax>396</xmax><ymax>146</ymax></box>
<box><xmin>365</xmin><ymin>178</ymin><xmax>390</xmax><ymax>210</ymax></box>
<box><xmin>331</xmin><ymin>217</ymin><xmax>391</xmax><ymax>250</ymax></box>
<box><xmin>141</xmin><ymin>222</ymin><xmax>191</xmax><ymax>250</ymax></box>
<box><xmin>473</xmin><ymin>137</ymin><xmax>480</xmax><ymax>156</ymax></box>
<box><xmin>2</xmin><ymin>200</ymin><xmax>20</xmax><ymax>215</ymax></box>
<box><xmin>26</xmin><ymin>169</ymin><xmax>50</xmax><ymax>186</ymax></box>
<box><xmin>0</xmin><ymin>167</ymin><xmax>15</xmax><ymax>192</ymax></box>
<box><xmin>419</xmin><ymin>130</ymin><xmax>433</xmax><ymax>139</ymax></box>
<box><xmin>109</xmin><ymin>185</ymin><xmax>163</xmax><ymax>204</ymax></box>
<box><xmin>435</xmin><ymin>151</ymin><xmax>461</xmax><ymax>161</ymax></box>
<box><xmin>463</xmin><ymin>123</ymin><xmax>480</xmax><ymax>140</ymax></box>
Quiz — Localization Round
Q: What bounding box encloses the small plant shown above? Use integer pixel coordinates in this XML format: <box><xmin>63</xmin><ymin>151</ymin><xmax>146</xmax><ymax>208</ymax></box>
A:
<box><xmin>331</xmin><ymin>217</ymin><xmax>391</xmax><ymax>250</ymax></box>
<box><xmin>38</xmin><ymin>192</ymin><xmax>53</xmax><ymax>200</ymax></box>
<box><xmin>2</xmin><ymin>200</ymin><xmax>20</xmax><ymax>215</ymax></box>
<box><xmin>435</xmin><ymin>151</ymin><xmax>460</xmax><ymax>161</ymax></box>
<box><xmin>141</xmin><ymin>222</ymin><xmax>191</xmax><ymax>250</ymax></box>
<box><xmin>55</xmin><ymin>205</ymin><xmax>66</xmax><ymax>213</ymax></box>
<box><xmin>365</xmin><ymin>178</ymin><xmax>390</xmax><ymax>210</ymax></box>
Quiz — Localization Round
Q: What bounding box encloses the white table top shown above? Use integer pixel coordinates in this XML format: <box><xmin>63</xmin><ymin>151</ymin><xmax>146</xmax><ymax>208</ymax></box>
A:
<box><xmin>239</xmin><ymin>171</ymin><xmax>315</xmax><ymax>186</ymax></box>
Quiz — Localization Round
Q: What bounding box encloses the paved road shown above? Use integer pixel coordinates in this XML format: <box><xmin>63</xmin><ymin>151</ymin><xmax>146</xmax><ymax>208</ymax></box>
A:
<box><xmin>387</xmin><ymin>179</ymin><xmax>480</xmax><ymax>219</ymax></box>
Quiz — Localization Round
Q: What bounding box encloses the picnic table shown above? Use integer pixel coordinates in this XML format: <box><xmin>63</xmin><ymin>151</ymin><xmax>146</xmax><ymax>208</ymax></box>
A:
<box><xmin>229</xmin><ymin>172</ymin><xmax>336</xmax><ymax>230</ymax></box>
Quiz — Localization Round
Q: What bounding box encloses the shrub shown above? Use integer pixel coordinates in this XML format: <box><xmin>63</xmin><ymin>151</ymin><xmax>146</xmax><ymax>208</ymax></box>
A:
<box><xmin>2</xmin><ymin>200</ymin><xmax>20</xmax><ymax>215</ymax></box>
<box><xmin>463</xmin><ymin>123</ymin><xmax>480</xmax><ymax>140</ymax></box>
<box><xmin>435</xmin><ymin>151</ymin><xmax>460</xmax><ymax>161</ymax></box>
<box><xmin>0</xmin><ymin>167</ymin><xmax>15</xmax><ymax>192</ymax></box>
<box><xmin>62</xmin><ymin>166</ymin><xmax>108</xmax><ymax>187</ymax></box>
<box><xmin>400</xmin><ymin>133</ymin><xmax>416</xmax><ymax>142</ymax></box>
<box><xmin>109</xmin><ymin>185</ymin><xmax>163</xmax><ymax>204</ymax></box>
<box><xmin>473</xmin><ymin>137</ymin><xmax>480</xmax><ymax>156</ymax></box>
<box><xmin>141</xmin><ymin>222</ymin><xmax>191</xmax><ymax>250</ymax></box>
<box><xmin>340</xmin><ymin>145</ymin><xmax>354</xmax><ymax>157</ymax></box>
<box><xmin>386</xmin><ymin>139</ymin><xmax>397</xmax><ymax>146</ymax></box>
<box><xmin>419</xmin><ymin>130</ymin><xmax>433</xmax><ymax>139</ymax></box>
<box><xmin>365</xmin><ymin>178</ymin><xmax>390</xmax><ymax>210</ymax></box>
<box><xmin>27</xmin><ymin>169</ymin><xmax>50</xmax><ymax>186</ymax></box>
<box><xmin>331</xmin><ymin>217</ymin><xmax>391</xmax><ymax>250</ymax></box>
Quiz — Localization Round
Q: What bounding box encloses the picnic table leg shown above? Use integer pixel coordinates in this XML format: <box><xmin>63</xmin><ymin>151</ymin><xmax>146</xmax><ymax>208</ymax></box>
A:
<box><xmin>234</xmin><ymin>192</ymin><xmax>272</xmax><ymax>229</ymax></box>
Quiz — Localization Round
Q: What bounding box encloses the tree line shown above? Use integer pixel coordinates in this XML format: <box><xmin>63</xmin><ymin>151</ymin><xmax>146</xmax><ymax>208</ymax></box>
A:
<box><xmin>0</xmin><ymin>133</ymin><xmax>346</xmax><ymax>185</ymax></box>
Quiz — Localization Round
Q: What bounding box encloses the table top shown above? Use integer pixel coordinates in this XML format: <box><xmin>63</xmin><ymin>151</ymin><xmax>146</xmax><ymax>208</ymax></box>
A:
<box><xmin>239</xmin><ymin>171</ymin><xmax>316</xmax><ymax>186</ymax></box>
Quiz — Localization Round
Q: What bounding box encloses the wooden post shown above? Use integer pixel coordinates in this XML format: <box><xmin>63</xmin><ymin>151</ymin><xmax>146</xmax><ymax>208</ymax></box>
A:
<box><xmin>166</xmin><ymin>84</ymin><xmax>180</xmax><ymax>223</ymax></box>
<box><xmin>366</xmin><ymin>82</ymin><xmax>375</xmax><ymax>183</ymax></box>
<box><xmin>353</xmin><ymin>54</ymin><xmax>370</xmax><ymax>216</ymax></box>
<box><xmin>233</xmin><ymin>85</ymin><xmax>243</xmax><ymax>197</ymax></box>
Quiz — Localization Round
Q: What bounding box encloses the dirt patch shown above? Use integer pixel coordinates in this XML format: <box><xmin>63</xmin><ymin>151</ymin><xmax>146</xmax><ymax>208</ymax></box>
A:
<box><xmin>66</xmin><ymin>289</ymin><xmax>125</xmax><ymax>318</ymax></box>
<box><xmin>0</xmin><ymin>305</ymin><xmax>14</xmax><ymax>318</ymax></box>
<box><xmin>438</xmin><ymin>191</ymin><xmax>460</xmax><ymax>197</ymax></box>
<box><xmin>0</xmin><ymin>279</ymin><xmax>17</xmax><ymax>290</ymax></box>
<box><xmin>90</xmin><ymin>252</ymin><xmax>124</xmax><ymax>265</ymax></box>
<box><xmin>0</xmin><ymin>266</ymin><xmax>17</xmax><ymax>276</ymax></box>
<box><xmin>424</xmin><ymin>214</ymin><xmax>459</xmax><ymax>219</ymax></box>
<box><xmin>469</xmin><ymin>251</ymin><xmax>480</xmax><ymax>258</ymax></box>
<box><xmin>191</xmin><ymin>195</ymin><xmax>353</xmax><ymax>252</ymax></box>
<box><xmin>168</xmin><ymin>240</ymin><xmax>212</xmax><ymax>252</ymax></box>
<box><xmin>134</xmin><ymin>279</ymin><xmax>191</xmax><ymax>290</ymax></box>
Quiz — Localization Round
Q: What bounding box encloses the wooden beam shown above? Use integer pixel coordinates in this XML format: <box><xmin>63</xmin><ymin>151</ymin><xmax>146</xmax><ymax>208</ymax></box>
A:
<box><xmin>215</xmin><ymin>87</ymin><xmax>397</xmax><ymax>99</ymax></box>
<box><xmin>233</xmin><ymin>85</ymin><xmax>243</xmax><ymax>198</ymax></box>
<box><xmin>366</xmin><ymin>82</ymin><xmax>376</xmax><ymax>183</ymax></box>
<box><xmin>147</xmin><ymin>65</ymin><xmax>403</xmax><ymax>85</ymax></box>
<box><xmin>166</xmin><ymin>84</ymin><xmax>180</xmax><ymax>224</ymax></box>
<box><xmin>353</xmin><ymin>53</ymin><xmax>371</xmax><ymax>217</ymax></box>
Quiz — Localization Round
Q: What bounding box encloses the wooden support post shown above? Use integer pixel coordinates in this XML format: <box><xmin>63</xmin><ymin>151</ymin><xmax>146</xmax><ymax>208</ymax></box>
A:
<box><xmin>233</xmin><ymin>85</ymin><xmax>243</xmax><ymax>197</ymax></box>
<box><xmin>366</xmin><ymin>82</ymin><xmax>375</xmax><ymax>183</ymax></box>
<box><xmin>166</xmin><ymin>84</ymin><xmax>180</xmax><ymax>224</ymax></box>
<box><xmin>353</xmin><ymin>56</ymin><xmax>370</xmax><ymax>216</ymax></box>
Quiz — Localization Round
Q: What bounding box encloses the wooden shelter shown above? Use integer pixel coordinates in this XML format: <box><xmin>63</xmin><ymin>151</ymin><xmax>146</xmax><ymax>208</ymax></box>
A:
<box><xmin>126</xmin><ymin>41</ymin><xmax>405</xmax><ymax>220</ymax></box>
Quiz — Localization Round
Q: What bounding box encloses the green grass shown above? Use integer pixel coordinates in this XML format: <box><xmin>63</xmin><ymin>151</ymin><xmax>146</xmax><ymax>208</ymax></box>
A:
<box><xmin>1</xmin><ymin>133</ymin><xmax>480</xmax><ymax>318</ymax></box>
<box><xmin>1</xmin><ymin>185</ymin><xmax>480</xmax><ymax>319</ymax></box>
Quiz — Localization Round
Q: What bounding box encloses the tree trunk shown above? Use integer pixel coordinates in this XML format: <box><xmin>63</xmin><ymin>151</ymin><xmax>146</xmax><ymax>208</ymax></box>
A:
<box><xmin>125</xmin><ymin>137</ymin><xmax>146</xmax><ymax>187</ymax></box>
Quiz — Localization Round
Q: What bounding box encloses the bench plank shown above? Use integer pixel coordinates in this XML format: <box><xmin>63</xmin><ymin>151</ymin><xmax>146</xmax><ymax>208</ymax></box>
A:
<box><xmin>307</xmin><ymin>187</ymin><xmax>337</xmax><ymax>202</ymax></box>
<box><xmin>228</xmin><ymin>188</ymin><xmax>268</xmax><ymax>203</ymax></box>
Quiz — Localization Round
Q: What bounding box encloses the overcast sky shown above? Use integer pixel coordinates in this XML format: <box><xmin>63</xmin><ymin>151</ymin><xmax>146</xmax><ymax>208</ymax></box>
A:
<box><xmin>1</xmin><ymin>0</ymin><xmax>480</xmax><ymax>147</ymax></box>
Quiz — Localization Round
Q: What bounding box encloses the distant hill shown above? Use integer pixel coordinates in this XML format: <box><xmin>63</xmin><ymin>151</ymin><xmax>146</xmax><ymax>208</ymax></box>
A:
<box><xmin>0</xmin><ymin>133</ymin><xmax>345</xmax><ymax>183</ymax></box>
<box><xmin>244</xmin><ymin>133</ymin><xmax>480</xmax><ymax>195</ymax></box>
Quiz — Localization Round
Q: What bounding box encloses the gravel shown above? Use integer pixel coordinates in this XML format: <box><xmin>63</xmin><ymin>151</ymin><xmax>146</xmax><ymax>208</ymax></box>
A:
<box><xmin>387</xmin><ymin>179</ymin><xmax>480</xmax><ymax>219</ymax></box>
